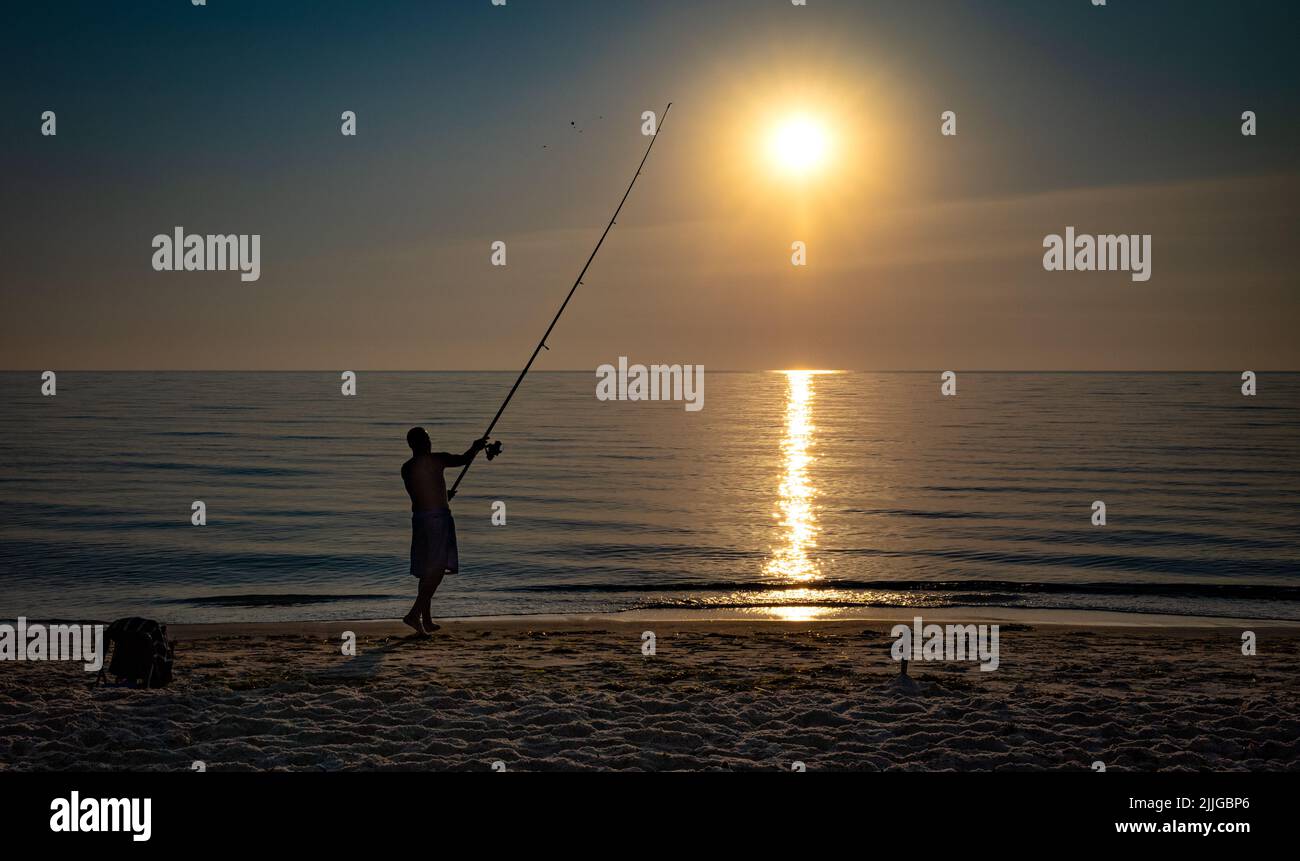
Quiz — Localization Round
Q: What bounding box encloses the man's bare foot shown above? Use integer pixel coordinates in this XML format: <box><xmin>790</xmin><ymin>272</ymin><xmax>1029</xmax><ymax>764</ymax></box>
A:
<box><xmin>402</xmin><ymin>613</ymin><xmax>427</xmax><ymax>636</ymax></box>
<box><xmin>422</xmin><ymin>618</ymin><xmax>441</xmax><ymax>633</ymax></box>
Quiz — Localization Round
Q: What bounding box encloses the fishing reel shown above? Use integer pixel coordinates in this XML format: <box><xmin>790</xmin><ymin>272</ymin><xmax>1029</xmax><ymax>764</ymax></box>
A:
<box><xmin>484</xmin><ymin>439</ymin><xmax>504</xmax><ymax>461</ymax></box>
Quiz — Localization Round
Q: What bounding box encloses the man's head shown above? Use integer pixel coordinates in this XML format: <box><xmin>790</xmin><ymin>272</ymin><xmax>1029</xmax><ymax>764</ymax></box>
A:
<box><xmin>406</xmin><ymin>426</ymin><xmax>432</xmax><ymax>454</ymax></box>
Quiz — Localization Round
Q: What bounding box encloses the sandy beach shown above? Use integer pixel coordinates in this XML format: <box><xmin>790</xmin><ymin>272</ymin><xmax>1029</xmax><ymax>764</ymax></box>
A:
<box><xmin>2</xmin><ymin>613</ymin><xmax>1297</xmax><ymax>772</ymax></box>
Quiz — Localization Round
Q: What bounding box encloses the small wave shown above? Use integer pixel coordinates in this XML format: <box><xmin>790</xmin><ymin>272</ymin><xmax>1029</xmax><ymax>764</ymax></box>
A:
<box><xmin>502</xmin><ymin>578</ymin><xmax>1300</xmax><ymax>601</ymax></box>
<box><xmin>172</xmin><ymin>593</ymin><xmax>401</xmax><ymax>608</ymax></box>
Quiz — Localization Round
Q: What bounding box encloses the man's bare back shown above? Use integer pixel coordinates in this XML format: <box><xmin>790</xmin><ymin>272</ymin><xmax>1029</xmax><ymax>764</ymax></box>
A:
<box><xmin>401</xmin><ymin>432</ymin><xmax>486</xmax><ymax>512</ymax></box>
<box><xmin>402</xmin><ymin>452</ymin><xmax>456</xmax><ymax>512</ymax></box>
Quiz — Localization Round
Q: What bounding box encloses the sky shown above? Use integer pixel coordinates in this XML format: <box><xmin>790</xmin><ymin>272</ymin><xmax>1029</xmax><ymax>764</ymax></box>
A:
<box><xmin>3</xmin><ymin>0</ymin><xmax>1298</xmax><ymax>370</ymax></box>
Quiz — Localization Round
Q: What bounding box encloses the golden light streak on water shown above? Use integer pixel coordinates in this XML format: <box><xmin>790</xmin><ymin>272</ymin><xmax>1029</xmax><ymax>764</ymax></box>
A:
<box><xmin>764</xmin><ymin>371</ymin><xmax>833</xmax><ymax>583</ymax></box>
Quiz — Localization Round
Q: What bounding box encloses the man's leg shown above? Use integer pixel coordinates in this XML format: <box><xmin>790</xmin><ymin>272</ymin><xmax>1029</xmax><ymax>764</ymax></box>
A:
<box><xmin>403</xmin><ymin>520</ymin><xmax>426</xmax><ymax>634</ymax></box>
<box><xmin>419</xmin><ymin>571</ymin><xmax>445</xmax><ymax>631</ymax></box>
<box><xmin>402</xmin><ymin>587</ymin><xmax>426</xmax><ymax>634</ymax></box>
<box><xmin>402</xmin><ymin>567</ymin><xmax>432</xmax><ymax>635</ymax></box>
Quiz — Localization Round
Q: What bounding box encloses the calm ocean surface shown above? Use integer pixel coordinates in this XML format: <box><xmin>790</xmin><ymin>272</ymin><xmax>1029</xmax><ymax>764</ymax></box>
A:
<box><xmin>2</xmin><ymin>371</ymin><xmax>1298</xmax><ymax>623</ymax></box>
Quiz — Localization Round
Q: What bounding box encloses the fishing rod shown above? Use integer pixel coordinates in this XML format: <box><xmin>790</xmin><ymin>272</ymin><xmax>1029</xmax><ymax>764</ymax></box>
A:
<box><xmin>447</xmin><ymin>102</ymin><xmax>673</xmax><ymax>500</ymax></box>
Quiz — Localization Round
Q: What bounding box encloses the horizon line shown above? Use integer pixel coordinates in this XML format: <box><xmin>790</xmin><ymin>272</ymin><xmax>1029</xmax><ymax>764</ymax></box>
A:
<box><xmin>4</xmin><ymin>369</ymin><xmax>1296</xmax><ymax>375</ymax></box>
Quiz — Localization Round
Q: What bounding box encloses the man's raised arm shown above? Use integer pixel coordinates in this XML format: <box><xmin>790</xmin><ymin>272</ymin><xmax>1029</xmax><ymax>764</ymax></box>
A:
<box><xmin>436</xmin><ymin>438</ymin><xmax>488</xmax><ymax>468</ymax></box>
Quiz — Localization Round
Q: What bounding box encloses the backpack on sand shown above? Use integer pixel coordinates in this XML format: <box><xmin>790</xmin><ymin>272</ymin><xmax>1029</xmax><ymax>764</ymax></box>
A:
<box><xmin>99</xmin><ymin>617</ymin><xmax>174</xmax><ymax>688</ymax></box>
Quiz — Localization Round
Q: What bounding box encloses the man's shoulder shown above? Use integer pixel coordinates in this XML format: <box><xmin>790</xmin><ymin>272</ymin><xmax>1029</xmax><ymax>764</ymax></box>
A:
<box><xmin>404</xmin><ymin>453</ymin><xmax>439</xmax><ymax>471</ymax></box>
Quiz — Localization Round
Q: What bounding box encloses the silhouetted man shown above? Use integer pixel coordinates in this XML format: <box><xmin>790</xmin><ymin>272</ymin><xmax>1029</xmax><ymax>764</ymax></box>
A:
<box><xmin>401</xmin><ymin>427</ymin><xmax>486</xmax><ymax>635</ymax></box>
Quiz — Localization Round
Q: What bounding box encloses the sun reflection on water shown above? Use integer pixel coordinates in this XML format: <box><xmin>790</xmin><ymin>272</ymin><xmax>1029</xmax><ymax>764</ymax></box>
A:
<box><xmin>764</xmin><ymin>370</ymin><xmax>834</xmax><ymax>583</ymax></box>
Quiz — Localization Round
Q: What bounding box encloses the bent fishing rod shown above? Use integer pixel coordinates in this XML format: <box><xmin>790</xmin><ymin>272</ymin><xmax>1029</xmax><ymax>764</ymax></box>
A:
<box><xmin>447</xmin><ymin>102</ymin><xmax>673</xmax><ymax>500</ymax></box>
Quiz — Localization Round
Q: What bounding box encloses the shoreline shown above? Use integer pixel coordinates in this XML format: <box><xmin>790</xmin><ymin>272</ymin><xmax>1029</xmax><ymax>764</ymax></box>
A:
<box><xmin>11</xmin><ymin>605</ymin><xmax>1300</xmax><ymax>640</ymax></box>
<box><xmin>160</xmin><ymin>605</ymin><xmax>1300</xmax><ymax>641</ymax></box>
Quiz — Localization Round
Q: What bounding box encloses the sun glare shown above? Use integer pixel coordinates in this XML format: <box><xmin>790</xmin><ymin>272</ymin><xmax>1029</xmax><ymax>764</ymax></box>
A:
<box><xmin>768</xmin><ymin>116</ymin><xmax>831</xmax><ymax>177</ymax></box>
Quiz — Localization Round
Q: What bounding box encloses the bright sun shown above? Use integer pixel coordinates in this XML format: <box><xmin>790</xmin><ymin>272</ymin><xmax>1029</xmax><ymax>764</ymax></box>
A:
<box><xmin>768</xmin><ymin>116</ymin><xmax>831</xmax><ymax>177</ymax></box>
